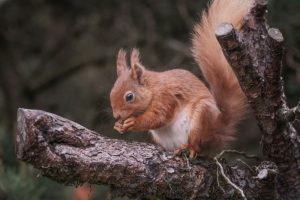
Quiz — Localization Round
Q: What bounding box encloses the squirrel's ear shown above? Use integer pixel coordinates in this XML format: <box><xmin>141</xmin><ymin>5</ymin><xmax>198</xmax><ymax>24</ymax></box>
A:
<box><xmin>116</xmin><ymin>49</ymin><xmax>129</xmax><ymax>77</ymax></box>
<box><xmin>130</xmin><ymin>48</ymin><xmax>145</xmax><ymax>83</ymax></box>
<box><xmin>131</xmin><ymin>63</ymin><xmax>145</xmax><ymax>83</ymax></box>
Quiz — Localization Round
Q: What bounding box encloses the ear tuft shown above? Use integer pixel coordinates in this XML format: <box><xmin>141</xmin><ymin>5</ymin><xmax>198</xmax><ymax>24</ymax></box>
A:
<box><xmin>116</xmin><ymin>49</ymin><xmax>129</xmax><ymax>76</ymax></box>
<box><xmin>130</xmin><ymin>48</ymin><xmax>145</xmax><ymax>83</ymax></box>
<box><xmin>130</xmin><ymin>48</ymin><xmax>140</xmax><ymax>66</ymax></box>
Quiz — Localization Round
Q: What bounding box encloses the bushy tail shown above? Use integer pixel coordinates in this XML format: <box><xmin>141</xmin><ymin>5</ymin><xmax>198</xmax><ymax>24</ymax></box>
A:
<box><xmin>192</xmin><ymin>0</ymin><xmax>253</xmax><ymax>138</ymax></box>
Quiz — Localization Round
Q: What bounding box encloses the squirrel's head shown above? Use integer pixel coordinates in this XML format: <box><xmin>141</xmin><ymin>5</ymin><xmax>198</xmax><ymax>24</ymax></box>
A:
<box><xmin>110</xmin><ymin>48</ymin><xmax>152</xmax><ymax>121</ymax></box>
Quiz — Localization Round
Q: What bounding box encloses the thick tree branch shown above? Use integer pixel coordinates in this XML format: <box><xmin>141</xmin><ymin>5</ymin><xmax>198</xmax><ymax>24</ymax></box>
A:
<box><xmin>216</xmin><ymin>0</ymin><xmax>300</xmax><ymax>198</ymax></box>
<box><xmin>16</xmin><ymin>108</ymin><xmax>276</xmax><ymax>199</ymax></box>
<box><xmin>16</xmin><ymin>108</ymin><xmax>212</xmax><ymax>199</ymax></box>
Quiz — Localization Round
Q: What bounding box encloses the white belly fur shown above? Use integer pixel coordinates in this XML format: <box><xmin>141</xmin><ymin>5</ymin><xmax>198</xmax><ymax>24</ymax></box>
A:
<box><xmin>150</xmin><ymin>109</ymin><xmax>190</xmax><ymax>151</ymax></box>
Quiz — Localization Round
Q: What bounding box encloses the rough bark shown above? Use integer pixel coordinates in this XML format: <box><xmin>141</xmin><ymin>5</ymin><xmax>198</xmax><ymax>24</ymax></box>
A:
<box><xmin>16</xmin><ymin>108</ymin><xmax>276</xmax><ymax>199</ymax></box>
<box><xmin>216</xmin><ymin>0</ymin><xmax>300</xmax><ymax>199</ymax></box>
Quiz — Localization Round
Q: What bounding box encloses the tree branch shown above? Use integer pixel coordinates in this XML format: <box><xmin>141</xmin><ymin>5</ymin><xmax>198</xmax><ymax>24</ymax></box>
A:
<box><xmin>16</xmin><ymin>108</ymin><xmax>212</xmax><ymax>199</ymax></box>
<box><xmin>16</xmin><ymin>108</ymin><xmax>276</xmax><ymax>199</ymax></box>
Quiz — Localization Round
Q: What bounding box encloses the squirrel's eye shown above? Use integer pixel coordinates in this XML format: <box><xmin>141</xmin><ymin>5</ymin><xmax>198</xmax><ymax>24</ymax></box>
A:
<box><xmin>124</xmin><ymin>91</ymin><xmax>135</xmax><ymax>102</ymax></box>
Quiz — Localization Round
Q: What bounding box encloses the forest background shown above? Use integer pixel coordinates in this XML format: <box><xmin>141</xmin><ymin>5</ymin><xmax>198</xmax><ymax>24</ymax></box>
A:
<box><xmin>0</xmin><ymin>0</ymin><xmax>299</xmax><ymax>199</ymax></box>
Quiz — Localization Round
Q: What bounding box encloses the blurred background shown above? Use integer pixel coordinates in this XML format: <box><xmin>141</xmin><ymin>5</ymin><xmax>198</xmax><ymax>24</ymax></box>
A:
<box><xmin>0</xmin><ymin>0</ymin><xmax>299</xmax><ymax>199</ymax></box>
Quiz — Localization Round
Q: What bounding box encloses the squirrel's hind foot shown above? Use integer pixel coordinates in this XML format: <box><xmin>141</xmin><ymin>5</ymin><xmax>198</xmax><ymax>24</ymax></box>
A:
<box><xmin>174</xmin><ymin>144</ymin><xmax>200</xmax><ymax>159</ymax></box>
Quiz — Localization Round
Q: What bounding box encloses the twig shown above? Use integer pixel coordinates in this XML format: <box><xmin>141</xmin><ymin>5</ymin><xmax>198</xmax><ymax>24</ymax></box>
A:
<box><xmin>214</xmin><ymin>150</ymin><xmax>250</xmax><ymax>200</ymax></box>
<box><xmin>183</xmin><ymin>153</ymin><xmax>192</xmax><ymax>177</ymax></box>
<box><xmin>216</xmin><ymin>167</ymin><xmax>225</xmax><ymax>193</ymax></box>
<box><xmin>215</xmin><ymin>149</ymin><xmax>260</xmax><ymax>161</ymax></box>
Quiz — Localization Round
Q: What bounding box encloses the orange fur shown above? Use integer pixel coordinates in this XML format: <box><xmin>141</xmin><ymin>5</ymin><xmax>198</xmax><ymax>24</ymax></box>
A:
<box><xmin>192</xmin><ymin>0</ymin><xmax>253</xmax><ymax>142</ymax></box>
<box><xmin>110</xmin><ymin>0</ymin><xmax>253</xmax><ymax>155</ymax></box>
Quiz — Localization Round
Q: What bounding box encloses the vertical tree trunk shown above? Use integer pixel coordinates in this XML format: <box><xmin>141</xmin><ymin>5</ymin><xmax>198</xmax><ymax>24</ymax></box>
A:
<box><xmin>216</xmin><ymin>0</ymin><xmax>300</xmax><ymax>198</ymax></box>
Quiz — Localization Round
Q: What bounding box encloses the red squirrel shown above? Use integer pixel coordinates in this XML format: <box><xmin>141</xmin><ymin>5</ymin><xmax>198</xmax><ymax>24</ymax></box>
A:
<box><xmin>110</xmin><ymin>0</ymin><xmax>253</xmax><ymax>157</ymax></box>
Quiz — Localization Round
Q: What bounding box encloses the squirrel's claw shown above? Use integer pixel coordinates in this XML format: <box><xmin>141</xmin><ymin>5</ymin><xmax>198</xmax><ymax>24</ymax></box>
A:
<box><xmin>174</xmin><ymin>144</ymin><xmax>189</xmax><ymax>155</ymax></box>
<box><xmin>174</xmin><ymin>144</ymin><xmax>199</xmax><ymax>159</ymax></box>
<box><xmin>188</xmin><ymin>149</ymin><xmax>198</xmax><ymax>159</ymax></box>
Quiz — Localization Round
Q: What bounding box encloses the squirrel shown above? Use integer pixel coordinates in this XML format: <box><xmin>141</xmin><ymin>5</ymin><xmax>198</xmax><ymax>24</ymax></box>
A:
<box><xmin>110</xmin><ymin>0</ymin><xmax>253</xmax><ymax>157</ymax></box>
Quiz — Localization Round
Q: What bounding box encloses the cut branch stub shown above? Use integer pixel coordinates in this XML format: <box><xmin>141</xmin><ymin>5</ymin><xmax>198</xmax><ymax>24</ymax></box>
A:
<box><xmin>265</xmin><ymin>27</ymin><xmax>284</xmax><ymax>110</ymax></box>
<box><xmin>215</xmin><ymin>22</ymin><xmax>262</xmax><ymax>101</ymax></box>
<box><xmin>268</xmin><ymin>28</ymin><xmax>284</xmax><ymax>43</ymax></box>
<box><xmin>215</xmin><ymin>23</ymin><xmax>239</xmax><ymax>51</ymax></box>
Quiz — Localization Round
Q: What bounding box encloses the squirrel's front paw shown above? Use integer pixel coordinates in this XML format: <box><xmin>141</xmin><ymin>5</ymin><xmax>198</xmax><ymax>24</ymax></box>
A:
<box><xmin>122</xmin><ymin>117</ymin><xmax>136</xmax><ymax>132</ymax></box>
<box><xmin>113</xmin><ymin>117</ymin><xmax>136</xmax><ymax>133</ymax></box>
<box><xmin>114</xmin><ymin>121</ymin><xmax>124</xmax><ymax>134</ymax></box>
